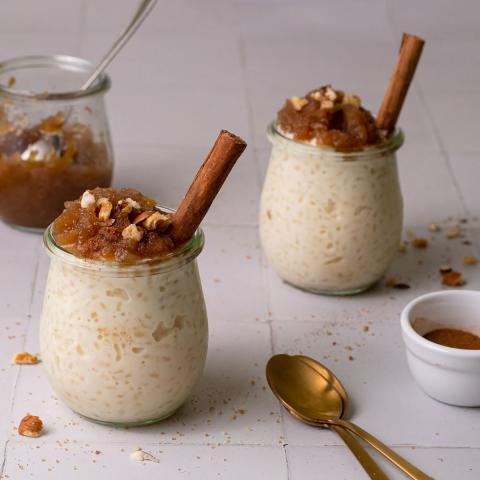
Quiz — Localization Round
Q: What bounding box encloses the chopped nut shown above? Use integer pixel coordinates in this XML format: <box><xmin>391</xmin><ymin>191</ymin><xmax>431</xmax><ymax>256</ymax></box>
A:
<box><xmin>7</xmin><ymin>76</ymin><xmax>16</xmax><ymax>87</ymax></box>
<box><xmin>130</xmin><ymin>448</ymin><xmax>159</xmax><ymax>463</ymax></box>
<box><xmin>80</xmin><ymin>190</ymin><xmax>96</xmax><ymax>209</ymax></box>
<box><xmin>118</xmin><ymin>197</ymin><xmax>141</xmax><ymax>210</ymax></box>
<box><xmin>386</xmin><ymin>278</ymin><xmax>410</xmax><ymax>289</ymax></box>
<box><xmin>446</xmin><ymin>224</ymin><xmax>462</xmax><ymax>239</ymax></box>
<box><xmin>143</xmin><ymin>211</ymin><xmax>171</xmax><ymax>231</ymax></box>
<box><xmin>428</xmin><ymin>223</ymin><xmax>441</xmax><ymax>232</ymax></box>
<box><xmin>97</xmin><ymin>198</ymin><xmax>113</xmax><ymax>222</ymax></box>
<box><xmin>321</xmin><ymin>99</ymin><xmax>334</xmax><ymax>110</ymax></box>
<box><xmin>18</xmin><ymin>414</ymin><xmax>43</xmax><ymax>438</ymax></box>
<box><xmin>439</xmin><ymin>265</ymin><xmax>452</xmax><ymax>274</ymax></box>
<box><xmin>132</xmin><ymin>211</ymin><xmax>154</xmax><ymax>225</ymax></box>
<box><xmin>342</xmin><ymin>93</ymin><xmax>361</xmax><ymax>108</ymax></box>
<box><xmin>12</xmin><ymin>352</ymin><xmax>39</xmax><ymax>365</ymax></box>
<box><xmin>442</xmin><ymin>271</ymin><xmax>465</xmax><ymax>287</ymax></box>
<box><xmin>324</xmin><ymin>87</ymin><xmax>337</xmax><ymax>101</ymax></box>
<box><xmin>289</xmin><ymin>96</ymin><xmax>308</xmax><ymax>111</ymax></box>
<box><xmin>398</xmin><ymin>242</ymin><xmax>407</xmax><ymax>253</ymax></box>
<box><xmin>310</xmin><ymin>91</ymin><xmax>323</xmax><ymax>101</ymax></box>
<box><xmin>463</xmin><ymin>255</ymin><xmax>478</xmax><ymax>266</ymax></box>
<box><xmin>122</xmin><ymin>224</ymin><xmax>144</xmax><ymax>242</ymax></box>
<box><xmin>411</xmin><ymin>238</ymin><xmax>428</xmax><ymax>249</ymax></box>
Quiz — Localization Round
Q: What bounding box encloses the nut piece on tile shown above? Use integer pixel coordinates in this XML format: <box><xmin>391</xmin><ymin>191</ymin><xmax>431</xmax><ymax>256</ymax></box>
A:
<box><xmin>122</xmin><ymin>224</ymin><xmax>144</xmax><ymax>242</ymax></box>
<box><xmin>442</xmin><ymin>271</ymin><xmax>465</xmax><ymax>287</ymax></box>
<box><xmin>289</xmin><ymin>96</ymin><xmax>308</xmax><ymax>111</ymax></box>
<box><xmin>130</xmin><ymin>448</ymin><xmax>159</xmax><ymax>463</ymax></box>
<box><xmin>80</xmin><ymin>190</ymin><xmax>96</xmax><ymax>209</ymax></box>
<box><xmin>97</xmin><ymin>198</ymin><xmax>113</xmax><ymax>221</ymax></box>
<box><xmin>446</xmin><ymin>224</ymin><xmax>462</xmax><ymax>239</ymax></box>
<box><xmin>411</xmin><ymin>238</ymin><xmax>428</xmax><ymax>248</ymax></box>
<box><xmin>12</xmin><ymin>352</ymin><xmax>39</xmax><ymax>365</ymax></box>
<box><xmin>143</xmin><ymin>211</ymin><xmax>171</xmax><ymax>231</ymax></box>
<box><xmin>463</xmin><ymin>255</ymin><xmax>478</xmax><ymax>266</ymax></box>
<box><xmin>18</xmin><ymin>414</ymin><xmax>43</xmax><ymax>438</ymax></box>
<box><xmin>428</xmin><ymin>223</ymin><xmax>441</xmax><ymax>232</ymax></box>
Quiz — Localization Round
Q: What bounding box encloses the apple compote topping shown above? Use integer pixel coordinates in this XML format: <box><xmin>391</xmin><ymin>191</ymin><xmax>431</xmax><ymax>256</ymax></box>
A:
<box><xmin>53</xmin><ymin>187</ymin><xmax>175</xmax><ymax>263</ymax></box>
<box><xmin>277</xmin><ymin>85</ymin><xmax>383</xmax><ymax>150</ymax></box>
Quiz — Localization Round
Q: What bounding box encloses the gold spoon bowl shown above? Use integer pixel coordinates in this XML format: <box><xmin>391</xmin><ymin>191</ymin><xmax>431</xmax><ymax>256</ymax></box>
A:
<box><xmin>266</xmin><ymin>354</ymin><xmax>432</xmax><ymax>480</ymax></box>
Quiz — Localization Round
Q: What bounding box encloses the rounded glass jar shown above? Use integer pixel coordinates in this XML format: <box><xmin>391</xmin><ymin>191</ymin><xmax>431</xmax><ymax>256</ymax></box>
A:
<box><xmin>259</xmin><ymin>122</ymin><xmax>404</xmax><ymax>295</ymax></box>
<box><xmin>0</xmin><ymin>55</ymin><xmax>114</xmax><ymax>231</ymax></box>
<box><xmin>40</xmin><ymin>221</ymin><xmax>208</xmax><ymax>426</ymax></box>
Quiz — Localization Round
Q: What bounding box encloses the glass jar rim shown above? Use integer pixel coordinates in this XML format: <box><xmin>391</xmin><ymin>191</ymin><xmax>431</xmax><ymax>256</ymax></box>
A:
<box><xmin>0</xmin><ymin>54</ymin><xmax>111</xmax><ymax>101</ymax></box>
<box><xmin>267</xmin><ymin>121</ymin><xmax>404</xmax><ymax>158</ymax></box>
<box><xmin>43</xmin><ymin>206</ymin><xmax>204</xmax><ymax>276</ymax></box>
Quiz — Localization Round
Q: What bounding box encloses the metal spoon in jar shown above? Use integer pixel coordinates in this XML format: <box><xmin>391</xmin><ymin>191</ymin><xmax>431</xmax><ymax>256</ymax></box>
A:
<box><xmin>266</xmin><ymin>354</ymin><xmax>433</xmax><ymax>480</ymax></box>
<box><xmin>21</xmin><ymin>0</ymin><xmax>158</xmax><ymax>161</ymax></box>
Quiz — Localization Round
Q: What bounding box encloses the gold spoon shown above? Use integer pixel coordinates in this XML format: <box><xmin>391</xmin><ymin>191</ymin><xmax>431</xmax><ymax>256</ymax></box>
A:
<box><xmin>267</xmin><ymin>354</ymin><xmax>388</xmax><ymax>480</ymax></box>
<box><xmin>266</xmin><ymin>354</ymin><xmax>432</xmax><ymax>480</ymax></box>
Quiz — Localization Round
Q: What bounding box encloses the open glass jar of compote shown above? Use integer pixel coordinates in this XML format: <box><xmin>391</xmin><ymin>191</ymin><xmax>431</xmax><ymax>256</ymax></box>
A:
<box><xmin>259</xmin><ymin>86</ymin><xmax>404</xmax><ymax>295</ymax></box>
<box><xmin>41</xmin><ymin>188</ymin><xmax>208</xmax><ymax>426</ymax></box>
<box><xmin>0</xmin><ymin>55</ymin><xmax>114</xmax><ymax>231</ymax></box>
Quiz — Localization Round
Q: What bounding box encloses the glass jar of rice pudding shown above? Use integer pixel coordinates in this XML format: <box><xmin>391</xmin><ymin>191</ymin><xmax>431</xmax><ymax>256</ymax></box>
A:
<box><xmin>260</xmin><ymin>122</ymin><xmax>404</xmax><ymax>295</ymax></box>
<box><xmin>40</xmin><ymin>220</ymin><xmax>208</xmax><ymax>426</ymax></box>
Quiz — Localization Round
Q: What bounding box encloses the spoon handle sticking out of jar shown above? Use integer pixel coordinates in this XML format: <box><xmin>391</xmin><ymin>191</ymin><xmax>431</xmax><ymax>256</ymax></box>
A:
<box><xmin>170</xmin><ymin>130</ymin><xmax>247</xmax><ymax>246</ymax></box>
<box><xmin>376</xmin><ymin>33</ymin><xmax>425</xmax><ymax>132</ymax></box>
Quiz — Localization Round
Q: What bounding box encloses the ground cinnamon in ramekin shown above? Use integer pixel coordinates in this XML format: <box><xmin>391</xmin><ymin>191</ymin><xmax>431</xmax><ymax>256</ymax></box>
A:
<box><xmin>424</xmin><ymin>328</ymin><xmax>480</xmax><ymax>350</ymax></box>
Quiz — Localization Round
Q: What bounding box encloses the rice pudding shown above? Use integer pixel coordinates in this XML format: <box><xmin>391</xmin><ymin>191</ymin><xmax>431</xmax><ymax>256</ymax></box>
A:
<box><xmin>259</xmin><ymin>86</ymin><xmax>404</xmax><ymax>294</ymax></box>
<box><xmin>40</xmin><ymin>188</ymin><xmax>208</xmax><ymax>425</ymax></box>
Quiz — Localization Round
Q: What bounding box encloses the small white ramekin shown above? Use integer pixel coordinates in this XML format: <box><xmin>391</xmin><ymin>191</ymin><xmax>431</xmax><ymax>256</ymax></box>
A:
<box><xmin>401</xmin><ymin>290</ymin><xmax>480</xmax><ymax>407</ymax></box>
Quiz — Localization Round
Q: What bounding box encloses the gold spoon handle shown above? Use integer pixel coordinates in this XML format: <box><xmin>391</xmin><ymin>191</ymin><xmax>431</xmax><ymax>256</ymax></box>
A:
<box><xmin>333</xmin><ymin>419</ymin><xmax>432</xmax><ymax>480</ymax></box>
<box><xmin>331</xmin><ymin>425</ymin><xmax>390</xmax><ymax>480</ymax></box>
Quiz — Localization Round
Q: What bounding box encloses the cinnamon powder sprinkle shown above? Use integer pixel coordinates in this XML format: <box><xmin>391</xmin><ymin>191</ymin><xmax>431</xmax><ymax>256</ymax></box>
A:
<box><xmin>424</xmin><ymin>329</ymin><xmax>480</xmax><ymax>350</ymax></box>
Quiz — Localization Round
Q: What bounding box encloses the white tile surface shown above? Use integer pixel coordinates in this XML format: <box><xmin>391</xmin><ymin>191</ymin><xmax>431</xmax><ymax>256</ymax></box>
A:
<box><xmin>288</xmin><ymin>445</ymin><xmax>480</xmax><ymax>480</ymax></box>
<box><xmin>2</xmin><ymin>442</ymin><xmax>287</xmax><ymax>480</ymax></box>
<box><xmin>1</xmin><ymin>0</ymin><xmax>480</xmax><ymax>479</ymax></box>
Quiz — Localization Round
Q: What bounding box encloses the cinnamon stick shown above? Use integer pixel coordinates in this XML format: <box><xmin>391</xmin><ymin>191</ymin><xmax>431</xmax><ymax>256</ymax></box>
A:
<box><xmin>170</xmin><ymin>130</ymin><xmax>247</xmax><ymax>245</ymax></box>
<box><xmin>376</xmin><ymin>33</ymin><xmax>425</xmax><ymax>132</ymax></box>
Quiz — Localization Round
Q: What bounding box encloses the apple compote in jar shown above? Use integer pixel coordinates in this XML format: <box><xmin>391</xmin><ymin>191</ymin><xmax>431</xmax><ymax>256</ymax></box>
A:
<box><xmin>0</xmin><ymin>55</ymin><xmax>113</xmax><ymax>230</ymax></box>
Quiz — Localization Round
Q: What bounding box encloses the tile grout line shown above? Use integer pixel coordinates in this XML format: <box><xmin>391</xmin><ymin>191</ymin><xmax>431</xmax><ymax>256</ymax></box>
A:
<box><xmin>283</xmin><ymin>443</ymin><xmax>292</xmax><ymax>480</ymax></box>
<box><xmin>232</xmin><ymin>1</ymin><xmax>258</xmax><ymax>152</ymax></box>
<box><xmin>385</xmin><ymin>0</ymin><xmax>470</xmax><ymax>221</ymax></box>
<box><xmin>414</xmin><ymin>84</ymin><xmax>470</xmax><ymax>219</ymax></box>
<box><xmin>0</xmin><ymin>439</ymin><xmax>8</xmax><ymax>477</ymax></box>
<box><xmin>2</xmin><ymin>239</ymin><xmax>43</xmax><ymax>468</ymax></box>
<box><xmin>77</xmin><ymin>0</ymin><xmax>88</xmax><ymax>56</ymax></box>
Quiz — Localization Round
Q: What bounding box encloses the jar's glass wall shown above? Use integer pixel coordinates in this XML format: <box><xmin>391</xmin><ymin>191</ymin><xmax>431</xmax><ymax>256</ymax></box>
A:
<box><xmin>40</xmin><ymin>227</ymin><xmax>208</xmax><ymax>426</ymax></box>
<box><xmin>0</xmin><ymin>55</ymin><xmax>114</xmax><ymax>231</ymax></box>
<box><xmin>259</xmin><ymin>124</ymin><xmax>404</xmax><ymax>295</ymax></box>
